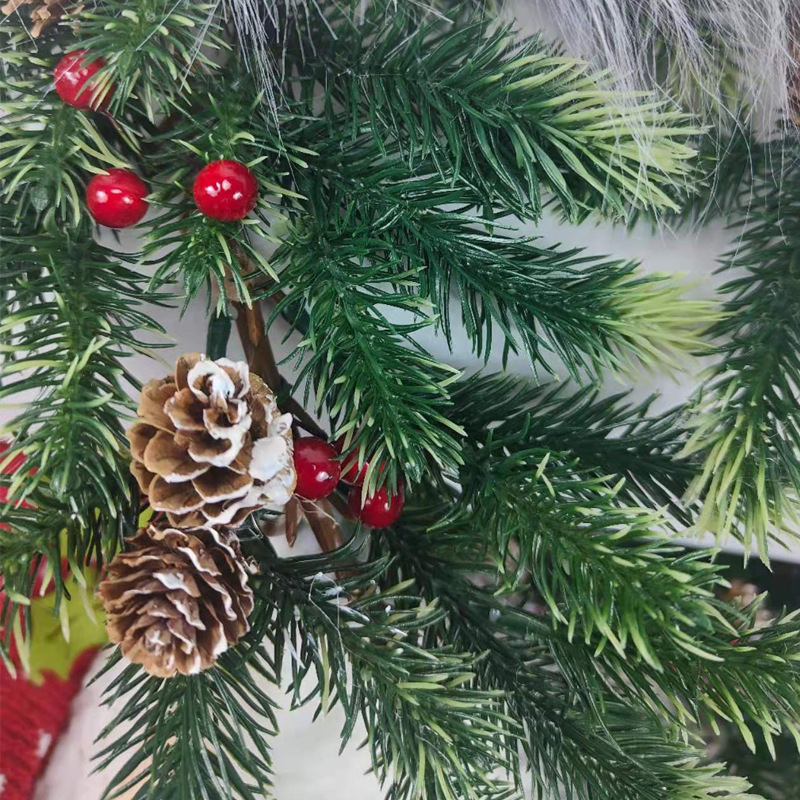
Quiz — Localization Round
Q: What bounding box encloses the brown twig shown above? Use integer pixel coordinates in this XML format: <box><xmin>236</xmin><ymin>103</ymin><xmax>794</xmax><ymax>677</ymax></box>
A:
<box><xmin>233</xmin><ymin>300</ymin><xmax>281</xmax><ymax>389</ymax></box>
<box><xmin>790</xmin><ymin>7</ymin><xmax>800</xmax><ymax>126</ymax></box>
<box><xmin>232</xmin><ymin>300</ymin><xmax>356</xmax><ymax>553</ymax></box>
<box><xmin>327</xmin><ymin>489</ymin><xmax>355</xmax><ymax>523</ymax></box>
<box><xmin>232</xmin><ymin>300</ymin><xmax>327</xmax><ymax>439</ymax></box>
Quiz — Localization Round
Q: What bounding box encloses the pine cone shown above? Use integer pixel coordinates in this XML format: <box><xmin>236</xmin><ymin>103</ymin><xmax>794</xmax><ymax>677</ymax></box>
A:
<box><xmin>1</xmin><ymin>0</ymin><xmax>73</xmax><ymax>36</ymax></box>
<box><xmin>127</xmin><ymin>353</ymin><xmax>296</xmax><ymax>529</ymax></box>
<box><xmin>99</xmin><ymin>522</ymin><xmax>254</xmax><ymax>678</ymax></box>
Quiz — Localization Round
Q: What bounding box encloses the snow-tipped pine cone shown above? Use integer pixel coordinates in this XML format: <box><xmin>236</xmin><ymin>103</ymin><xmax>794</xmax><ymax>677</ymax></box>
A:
<box><xmin>127</xmin><ymin>353</ymin><xmax>296</xmax><ymax>529</ymax></box>
<box><xmin>1</xmin><ymin>0</ymin><xmax>70</xmax><ymax>37</ymax></box>
<box><xmin>99</xmin><ymin>522</ymin><xmax>254</xmax><ymax>678</ymax></box>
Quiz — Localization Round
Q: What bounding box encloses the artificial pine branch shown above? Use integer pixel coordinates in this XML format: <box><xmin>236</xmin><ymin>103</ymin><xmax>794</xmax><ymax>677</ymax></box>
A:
<box><xmin>269</xmin><ymin>218</ymin><xmax>466</xmax><ymax>492</ymax></box>
<box><xmin>0</xmin><ymin>206</ymin><xmax>163</xmax><ymax>657</ymax></box>
<box><xmin>284</xmin><ymin>0</ymin><xmax>700</xmax><ymax>222</ymax></box>
<box><xmin>0</xmin><ymin>214</ymin><xmax>164</xmax><ymax>515</ymax></box>
<box><xmin>381</xmin><ymin>496</ymin><xmax>800</xmax><ymax>796</ymax></box>
<box><xmin>95</xmin><ymin>642</ymin><xmax>278</xmax><ymax>800</ymax></box>
<box><xmin>683</xmin><ymin>149</ymin><xmax>800</xmax><ymax>555</ymax></box>
<box><xmin>376</xmin><ymin>506</ymin><xmax>759</xmax><ymax>800</ymax></box>
<box><xmin>74</xmin><ymin>0</ymin><xmax>225</xmax><ymax>118</ymax></box>
<box><xmin>3</xmin><ymin>2</ymin><xmax>800</xmax><ymax>799</ymax></box>
<box><xmin>450</xmin><ymin>373</ymin><xmax>696</xmax><ymax>523</ymax></box>
<box><xmin>440</xmin><ymin>408</ymin><xmax>800</xmax><ymax>744</ymax></box>
<box><xmin>0</xmin><ymin>68</ymin><xmax>129</xmax><ymax>225</ymax></box>
<box><xmin>139</xmin><ymin>80</ymin><xmax>290</xmax><ymax>310</ymax></box>
<box><xmin>258</xmin><ymin>538</ymin><xmax>521</xmax><ymax>800</ymax></box>
<box><xmin>300</xmin><ymin>154</ymin><xmax>716</xmax><ymax>376</ymax></box>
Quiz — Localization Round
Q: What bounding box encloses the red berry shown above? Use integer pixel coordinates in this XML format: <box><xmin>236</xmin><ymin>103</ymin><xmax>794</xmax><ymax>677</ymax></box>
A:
<box><xmin>348</xmin><ymin>482</ymin><xmax>404</xmax><ymax>528</ymax></box>
<box><xmin>0</xmin><ymin>440</ymin><xmax>26</xmax><ymax>475</ymax></box>
<box><xmin>53</xmin><ymin>50</ymin><xmax>112</xmax><ymax>110</ymax></box>
<box><xmin>293</xmin><ymin>438</ymin><xmax>341</xmax><ymax>500</ymax></box>
<box><xmin>192</xmin><ymin>159</ymin><xmax>258</xmax><ymax>221</ymax></box>
<box><xmin>86</xmin><ymin>169</ymin><xmax>149</xmax><ymax>228</ymax></box>
<box><xmin>333</xmin><ymin>437</ymin><xmax>369</xmax><ymax>486</ymax></box>
<box><xmin>334</xmin><ymin>437</ymin><xmax>389</xmax><ymax>487</ymax></box>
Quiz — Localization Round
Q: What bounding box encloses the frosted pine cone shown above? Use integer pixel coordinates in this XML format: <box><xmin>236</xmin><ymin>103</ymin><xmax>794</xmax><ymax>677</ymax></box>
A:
<box><xmin>127</xmin><ymin>353</ymin><xmax>296</xmax><ymax>529</ymax></box>
<box><xmin>99</xmin><ymin>522</ymin><xmax>254</xmax><ymax>678</ymax></box>
<box><xmin>1</xmin><ymin>0</ymin><xmax>72</xmax><ymax>36</ymax></box>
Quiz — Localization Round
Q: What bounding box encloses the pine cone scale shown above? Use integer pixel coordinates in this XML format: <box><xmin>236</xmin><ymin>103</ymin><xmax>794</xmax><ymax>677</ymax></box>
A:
<box><xmin>176</xmin><ymin>430</ymin><xmax>244</xmax><ymax>469</ymax></box>
<box><xmin>138</xmin><ymin>379</ymin><xmax>176</xmax><ymax>430</ymax></box>
<box><xmin>143</xmin><ymin>430</ymin><xmax>209</xmax><ymax>481</ymax></box>
<box><xmin>149</xmin><ymin>476</ymin><xmax>204</xmax><ymax>512</ymax></box>
<box><xmin>127</xmin><ymin>423</ymin><xmax>158</xmax><ymax>462</ymax></box>
<box><xmin>2</xmin><ymin>0</ymin><xmax>71</xmax><ymax>36</ymax></box>
<box><xmin>165</xmin><ymin>388</ymin><xmax>206</xmax><ymax>431</ymax></box>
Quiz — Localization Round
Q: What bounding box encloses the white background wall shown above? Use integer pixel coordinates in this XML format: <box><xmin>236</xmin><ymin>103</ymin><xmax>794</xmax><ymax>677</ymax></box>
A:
<box><xmin>13</xmin><ymin>2</ymin><xmax>795</xmax><ymax>797</ymax></box>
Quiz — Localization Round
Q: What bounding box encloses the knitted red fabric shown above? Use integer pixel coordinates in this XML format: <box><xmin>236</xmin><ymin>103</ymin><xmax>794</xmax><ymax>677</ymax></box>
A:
<box><xmin>0</xmin><ymin>447</ymin><xmax>104</xmax><ymax>798</ymax></box>
<box><xmin>0</xmin><ymin>647</ymin><xmax>99</xmax><ymax>800</ymax></box>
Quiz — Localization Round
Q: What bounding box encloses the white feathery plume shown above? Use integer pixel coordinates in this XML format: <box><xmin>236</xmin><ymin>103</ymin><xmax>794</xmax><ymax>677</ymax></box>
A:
<box><xmin>214</xmin><ymin>0</ymin><xmax>327</xmax><ymax>121</ymax></box>
<box><xmin>508</xmin><ymin>0</ymin><xmax>795</xmax><ymax>132</ymax></box>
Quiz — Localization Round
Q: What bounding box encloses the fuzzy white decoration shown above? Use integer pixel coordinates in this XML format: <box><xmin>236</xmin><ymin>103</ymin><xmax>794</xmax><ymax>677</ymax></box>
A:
<box><xmin>509</xmin><ymin>0</ymin><xmax>795</xmax><ymax>130</ymax></box>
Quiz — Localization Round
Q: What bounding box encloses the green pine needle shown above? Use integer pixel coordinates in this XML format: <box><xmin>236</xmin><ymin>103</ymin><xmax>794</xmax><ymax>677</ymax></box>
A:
<box><xmin>288</xmin><ymin>2</ymin><xmax>701</xmax><ymax>222</ymax></box>
<box><xmin>683</xmin><ymin>157</ymin><xmax>800</xmax><ymax>557</ymax></box>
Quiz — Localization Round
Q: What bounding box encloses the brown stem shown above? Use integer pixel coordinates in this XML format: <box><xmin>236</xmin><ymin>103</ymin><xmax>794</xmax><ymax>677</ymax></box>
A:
<box><xmin>232</xmin><ymin>301</ymin><xmax>327</xmax><ymax>439</ymax></box>
<box><xmin>230</xmin><ymin>251</ymin><xmax>356</xmax><ymax>551</ymax></box>
<box><xmin>233</xmin><ymin>301</ymin><xmax>281</xmax><ymax>390</ymax></box>
<box><xmin>791</xmin><ymin>8</ymin><xmax>800</xmax><ymax>126</ymax></box>
<box><xmin>328</xmin><ymin>489</ymin><xmax>356</xmax><ymax>523</ymax></box>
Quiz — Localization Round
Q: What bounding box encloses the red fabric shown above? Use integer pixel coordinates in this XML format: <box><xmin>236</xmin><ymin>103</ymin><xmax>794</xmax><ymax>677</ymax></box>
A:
<box><xmin>0</xmin><ymin>446</ymin><xmax>100</xmax><ymax>798</ymax></box>
<box><xmin>0</xmin><ymin>648</ymin><xmax>98</xmax><ymax>800</ymax></box>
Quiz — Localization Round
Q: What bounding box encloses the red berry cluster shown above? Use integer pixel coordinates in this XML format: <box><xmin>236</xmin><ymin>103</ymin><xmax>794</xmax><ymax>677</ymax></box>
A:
<box><xmin>293</xmin><ymin>437</ymin><xmax>404</xmax><ymax>528</ymax></box>
<box><xmin>54</xmin><ymin>53</ymin><xmax>259</xmax><ymax>228</ymax></box>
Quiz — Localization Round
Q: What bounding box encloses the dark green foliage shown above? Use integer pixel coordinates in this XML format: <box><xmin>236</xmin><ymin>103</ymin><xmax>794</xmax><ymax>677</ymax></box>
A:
<box><xmin>294</xmin><ymin>153</ymin><xmax>716</xmax><ymax>376</ymax></box>
<box><xmin>443</xmin><ymin>383</ymin><xmax>800</xmax><ymax>749</ymax></box>
<box><xmin>683</xmin><ymin>147</ymin><xmax>800</xmax><ymax>555</ymax></box>
<box><xmin>450</xmin><ymin>373</ymin><xmax>696</xmax><ymax>521</ymax></box>
<box><xmin>0</xmin><ymin>69</ymin><xmax>129</xmax><ymax>225</ymax></box>
<box><xmin>433</xmin><ymin>434</ymin><xmax>800</xmax><ymax>746</ymax></box>
<box><xmin>270</xmin><ymin>218</ymin><xmax>465</xmax><ymax>490</ymax></box>
<box><xmin>259</xmin><ymin>541</ymin><xmax>520</xmax><ymax>800</ymax></box>
<box><xmin>379</xmin><ymin>494</ymin><xmax>800</xmax><ymax>798</ymax></box>
<box><xmin>0</xmin><ymin>18</ymin><xmax>165</xmax><ymax>653</ymax></box>
<box><xmin>95</xmin><ymin>644</ymin><xmax>278</xmax><ymax>800</ymax></box>
<box><xmin>717</xmin><ymin>726</ymin><xmax>800</xmax><ymax>800</ymax></box>
<box><xmin>288</xmin><ymin>2</ymin><xmax>698</xmax><ymax>222</ymax></box>
<box><xmin>75</xmin><ymin>0</ymin><xmax>225</xmax><ymax>116</ymax></box>
<box><xmin>250</xmin><ymin>0</ymin><xmax>708</xmax><ymax>488</ymax></box>
<box><xmin>0</xmin><ymin>209</ymin><xmax>164</xmax><ymax>658</ymax></box>
<box><xmin>138</xmin><ymin>78</ymin><xmax>301</xmax><ymax>309</ymax></box>
<box><xmin>0</xmin><ymin>214</ymin><xmax>164</xmax><ymax>516</ymax></box>
<box><xmin>0</xmin><ymin>0</ymin><xmax>706</xmax><ymax>499</ymax></box>
<box><xmin>3</xmin><ymin>3</ymin><xmax>800</xmax><ymax>800</ymax></box>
